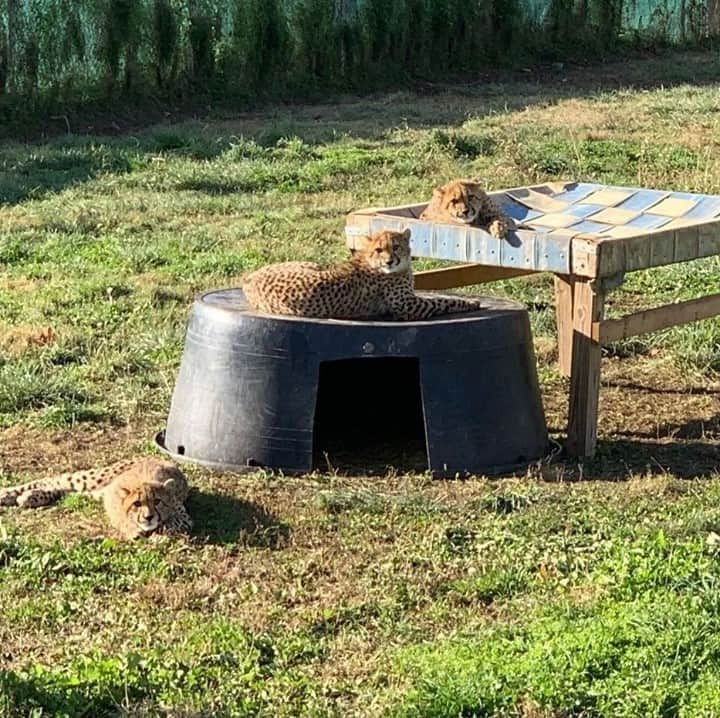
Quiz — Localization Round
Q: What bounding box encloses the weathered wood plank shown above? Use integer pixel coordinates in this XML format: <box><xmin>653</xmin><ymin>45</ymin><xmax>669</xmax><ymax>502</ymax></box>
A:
<box><xmin>413</xmin><ymin>264</ymin><xmax>534</xmax><ymax>290</ymax></box>
<box><xmin>595</xmin><ymin>237</ymin><xmax>626</xmax><ymax>277</ymax></box>
<box><xmin>699</xmin><ymin>222</ymin><xmax>720</xmax><ymax>257</ymax></box>
<box><xmin>673</xmin><ymin>224</ymin><xmax>701</xmax><ymax>262</ymax></box>
<box><xmin>593</xmin><ymin>292</ymin><xmax>720</xmax><ymax>343</ymax></box>
<box><xmin>624</xmin><ymin>233</ymin><xmax>652</xmax><ymax>271</ymax></box>
<box><xmin>570</xmin><ymin>236</ymin><xmax>602</xmax><ymax>277</ymax></box>
<box><xmin>566</xmin><ymin>279</ymin><xmax>605</xmax><ymax>457</ymax></box>
<box><xmin>553</xmin><ymin>275</ymin><xmax>575</xmax><ymax>377</ymax></box>
<box><xmin>650</xmin><ymin>231</ymin><xmax>675</xmax><ymax>266</ymax></box>
<box><xmin>586</xmin><ymin>221</ymin><xmax>720</xmax><ymax>278</ymax></box>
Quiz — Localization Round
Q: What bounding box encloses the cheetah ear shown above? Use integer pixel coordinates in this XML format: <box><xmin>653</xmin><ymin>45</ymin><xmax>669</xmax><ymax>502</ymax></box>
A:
<box><xmin>162</xmin><ymin>478</ymin><xmax>177</xmax><ymax>490</ymax></box>
<box><xmin>118</xmin><ymin>486</ymin><xmax>131</xmax><ymax>497</ymax></box>
<box><xmin>400</xmin><ymin>228</ymin><xmax>411</xmax><ymax>241</ymax></box>
<box><xmin>350</xmin><ymin>235</ymin><xmax>371</xmax><ymax>256</ymax></box>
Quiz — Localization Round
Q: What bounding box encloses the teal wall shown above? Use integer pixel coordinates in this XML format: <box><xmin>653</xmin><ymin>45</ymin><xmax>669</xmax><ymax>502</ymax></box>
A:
<box><xmin>622</xmin><ymin>0</ymin><xmax>711</xmax><ymax>40</ymax></box>
<box><xmin>0</xmin><ymin>0</ymin><xmax>716</xmax><ymax>120</ymax></box>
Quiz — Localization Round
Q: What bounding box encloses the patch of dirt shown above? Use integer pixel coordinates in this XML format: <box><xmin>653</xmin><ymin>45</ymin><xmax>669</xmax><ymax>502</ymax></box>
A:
<box><xmin>0</xmin><ymin>207</ymin><xmax>45</xmax><ymax>231</ymax></box>
<box><xmin>507</xmin><ymin>97</ymin><xmax>649</xmax><ymax>134</ymax></box>
<box><xmin>0</xmin><ymin>421</ymin><xmax>156</xmax><ymax>478</ymax></box>
<box><xmin>542</xmin><ymin>354</ymin><xmax>720</xmax><ymax>481</ymax></box>
<box><xmin>1</xmin><ymin>278</ymin><xmax>43</xmax><ymax>292</ymax></box>
<box><xmin>0</xmin><ymin>325</ymin><xmax>56</xmax><ymax>357</ymax></box>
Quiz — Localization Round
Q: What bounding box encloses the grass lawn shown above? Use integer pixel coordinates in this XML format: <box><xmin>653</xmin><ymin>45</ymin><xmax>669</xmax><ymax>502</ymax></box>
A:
<box><xmin>4</xmin><ymin>50</ymin><xmax>720</xmax><ymax>716</ymax></box>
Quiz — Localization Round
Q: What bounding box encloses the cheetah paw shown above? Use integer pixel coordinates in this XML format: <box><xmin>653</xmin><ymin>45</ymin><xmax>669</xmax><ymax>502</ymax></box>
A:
<box><xmin>488</xmin><ymin>219</ymin><xmax>508</xmax><ymax>239</ymax></box>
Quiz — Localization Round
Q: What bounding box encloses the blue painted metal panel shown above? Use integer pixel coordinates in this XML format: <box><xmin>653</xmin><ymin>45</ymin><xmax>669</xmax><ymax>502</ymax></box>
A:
<box><xmin>501</xmin><ymin>230</ymin><xmax>536</xmax><ymax>269</ymax></box>
<box><xmin>408</xmin><ymin>221</ymin><xmax>433</xmax><ymax>256</ymax></box>
<box><xmin>684</xmin><ymin>196</ymin><xmax>720</xmax><ymax>220</ymax></box>
<box><xmin>553</xmin><ymin>183</ymin><xmax>603</xmax><ymax>204</ymax></box>
<box><xmin>498</xmin><ymin>201</ymin><xmax>542</xmax><ymax>223</ymax></box>
<box><xmin>536</xmin><ymin>231</ymin><xmax>571</xmax><ymax>271</ymax></box>
<box><xmin>470</xmin><ymin>231</ymin><xmax>502</xmax><ymax>266</ymax></box>
<box><xmin>433</xmin><ymin>225</ymin><xmax>469</xmax><ymax>261</ymax></box>
<box><xmin>617</xmin><ymin>189</ymin><xmax>670</xmax><ymax>212</ymax></box>
<box><xmin>569</xmin><ymin>220</ymin><xmax>612</xmax><ymax>234</ymax></box>
<box><xmin>625</xmin><ymin>213</ymin><xmax>673</xmax><ymax>229</ymax></box>
<box><xmin>565</xmin><ymin>203</ymin><xmax>606</xmax><ymax>218</ymax></box>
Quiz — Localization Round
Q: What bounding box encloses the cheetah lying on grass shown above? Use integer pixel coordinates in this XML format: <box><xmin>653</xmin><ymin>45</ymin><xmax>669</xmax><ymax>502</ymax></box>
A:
<box><xmin>0</xmin><ymin>457</ymin><xmax>192</xmax><ymax>540</ymax></box>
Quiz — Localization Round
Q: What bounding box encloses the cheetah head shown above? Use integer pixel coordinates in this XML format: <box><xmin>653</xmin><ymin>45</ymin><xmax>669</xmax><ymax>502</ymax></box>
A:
<box><xmin>106</xmin><ymin>460</ymin><xmax>184</xmax><ymax>539</ymax></box>
<box><xmin>429</xmin><ymin>180</ymin><xmax>488</xmax><ymax>225</ymax></box>
<box><xmin>118</xmin><ymin>482</ymin><xmax>161</xmax><ymax>536</ymax></box>
<box><xmin>358</xmin><ymin>229</ymin><xmax>412</xmax><ymax>274</ymax></box>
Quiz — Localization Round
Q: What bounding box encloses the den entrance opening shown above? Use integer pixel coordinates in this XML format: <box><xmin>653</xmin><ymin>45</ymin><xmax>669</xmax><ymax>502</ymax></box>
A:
<box><xmin>312</xmin><ymin>358</ymin><xmax>428</xmax><ymax>474</ymax></box>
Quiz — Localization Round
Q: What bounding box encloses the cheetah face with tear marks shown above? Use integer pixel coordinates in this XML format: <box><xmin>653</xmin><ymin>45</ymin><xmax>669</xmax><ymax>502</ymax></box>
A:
<box><xmin>360</xmin><ymin>228</ymin><xmax>412</xmax><ymax>275</ymax></box>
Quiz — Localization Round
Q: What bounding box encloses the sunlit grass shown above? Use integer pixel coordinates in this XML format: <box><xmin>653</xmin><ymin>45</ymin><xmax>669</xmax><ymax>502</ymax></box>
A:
<box><xmin>4</xmin><ymin>51</ymin><xmax>720</xmax><ymax>717</ymax></box>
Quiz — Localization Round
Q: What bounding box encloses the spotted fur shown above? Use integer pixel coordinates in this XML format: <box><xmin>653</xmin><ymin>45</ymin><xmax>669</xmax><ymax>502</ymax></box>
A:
<box><xmin>242</xmin><ymin>229</ymin><xmax>483</xmax><ymax>320</ymax></box>
<box><xmin>0</xmin><ymin>458</ymin><xmax>191</xmax><ymax>540</ymax></box>
<box><xmin>420</xmin><ymin>179</ymin><xmax>511</xmax><ymax>238</ymax></box>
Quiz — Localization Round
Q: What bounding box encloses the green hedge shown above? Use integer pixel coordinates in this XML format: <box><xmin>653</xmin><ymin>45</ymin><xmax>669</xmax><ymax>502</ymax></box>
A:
<box><xmin>0</xmin><ymin>0</ymin><xmax>696</xmax><ymax>116</ymax></box>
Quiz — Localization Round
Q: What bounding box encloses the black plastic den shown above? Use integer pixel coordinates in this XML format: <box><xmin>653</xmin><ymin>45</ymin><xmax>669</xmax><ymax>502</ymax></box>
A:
<box><xmin>156</xmin><ymin>289</ymin><xmax>548</xmax><ymax>477</ymax></box>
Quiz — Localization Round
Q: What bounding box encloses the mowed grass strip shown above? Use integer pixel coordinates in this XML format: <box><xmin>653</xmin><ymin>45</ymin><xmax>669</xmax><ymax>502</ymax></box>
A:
<box><xmin>3</xmin><ymin>51</ymin><xmax>720</xmax><ymax>716</ymax></box>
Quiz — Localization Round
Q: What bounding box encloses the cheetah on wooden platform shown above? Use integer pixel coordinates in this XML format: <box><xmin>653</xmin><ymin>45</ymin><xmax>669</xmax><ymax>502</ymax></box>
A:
<box><xmin>0</xmin><ymin>458</ymin><xmax>191</xmax><ymax>539</ymax></box>
<box><xmin>242</xmin><ymin>229</ymin><xmax>483</xmax><ymax>320</ymax></box>
<box><xmin>420</xmin><ymin>179</ymin><xmax>511</xmax><ymax>239</ymax></box>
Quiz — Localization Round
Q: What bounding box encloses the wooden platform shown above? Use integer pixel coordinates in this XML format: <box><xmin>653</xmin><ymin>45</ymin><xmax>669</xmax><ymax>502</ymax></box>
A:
<box><xmin>346</xmin><ymin>182</ymin><xmax>720</xmax><ymax>459</ymax></box>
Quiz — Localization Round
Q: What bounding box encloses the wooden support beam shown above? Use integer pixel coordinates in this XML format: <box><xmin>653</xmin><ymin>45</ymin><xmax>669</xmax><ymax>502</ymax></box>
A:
<box><xmin>553</xmin><ymin>275</ymin><xmax>575</xmax><ymax>377</ymax></box>
<box><xmin>414</xmin><ymin>264</ymin><xmax>534</xmax><ymax>290</ymax></box>
<box><xmin>594</xmin><ymin>292</ymin><xmax>720</xmax><ymax>343</ymax></box>
<box><xmin>566</xmin><ymin>279</ymin><xmax>605</xmax><ymax>458</ymax></box>
<box><xmin>570</xmin><ymin>221</ymin><xmax>720</xmax><ymax>279</ymax></box>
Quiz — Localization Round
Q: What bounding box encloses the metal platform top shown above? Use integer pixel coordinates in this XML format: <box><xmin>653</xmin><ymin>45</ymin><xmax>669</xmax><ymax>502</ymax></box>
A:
<box><xmin>345</xmin><ymin>182</ymin><xmax>720</xmax><ymax>278</ymax></box>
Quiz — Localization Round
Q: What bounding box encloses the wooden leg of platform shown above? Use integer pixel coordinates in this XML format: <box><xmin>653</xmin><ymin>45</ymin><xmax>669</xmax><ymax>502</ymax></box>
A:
<box><xmin>566</xmin><ymin>278</ymin><xmax>605</xmax><ymax>458</ymax></box>
<box><xmin>554</xmin><ymin>274</ymin><xmax>575</xmax><ymax>377</ymax></box>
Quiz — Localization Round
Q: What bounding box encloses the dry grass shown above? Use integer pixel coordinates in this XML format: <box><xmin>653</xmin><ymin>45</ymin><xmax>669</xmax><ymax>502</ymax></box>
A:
<box><xmin>3</xmin><ymin>50</ymin><xmax>720</xmax><ymax>717</ymax></box>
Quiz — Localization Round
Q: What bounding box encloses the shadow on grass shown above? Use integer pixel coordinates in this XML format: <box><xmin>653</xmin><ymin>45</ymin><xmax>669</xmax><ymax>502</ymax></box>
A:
<box><xmin>3</xmin><ymin>50</ymin><xmax>720</xmax><ymax>205</ymax></box>
<box><xmin>316</xmin><ymin>433</ymin><xmax>720</xmax><ymax>482</ymax></box>
<box><xmin>578</xmin><ymin>437</ymin><xmax>720</xmax><ymax>480</ymax></box>
<box><xmin>586</xmin><ymin>373</ymin><xmax>720</xmax><ymax>446</ymax></box>
<box><xmin>176</xmin><ymin>178</ymin><xmax>245</xmax><ymax>195</ymax></box>
<box><xmin>0</xmin><ymin>148</ymin><xmax>133</xmax><ymax>205</ymax></box>
<box><xmin>609</xmin><ymin>380</ymin><xmax>720</xmax><ymax>399</ymax></box>
<box><xmin>0</xmin><ymin>130</ymin><xmax>228</xmax><ymax>205</ymax></box>
<box><xmin>608</xmin><ymin>417</ymin><xmax>720</xmax><ymax>442</ymax></box>
<box><xmin>187</xmin><ymin>488</ymin><xmax>291</xmax><ymax>548</ymax></box>
<box><xmin>0</xmin><ymin>670</ymin><xmax>98</xmax><ymax>718</ymax></box>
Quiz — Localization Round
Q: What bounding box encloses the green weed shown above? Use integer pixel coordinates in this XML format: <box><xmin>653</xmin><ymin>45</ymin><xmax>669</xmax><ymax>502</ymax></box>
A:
<box><xmin>3</xmin><ymin>51</ymin><xmax>720</xmax><ymax>718</ymax></box>
<box><xmin>1</xmin><ymin>620</ymin><xmax>325</xmax><ymax>718</ymax></box>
